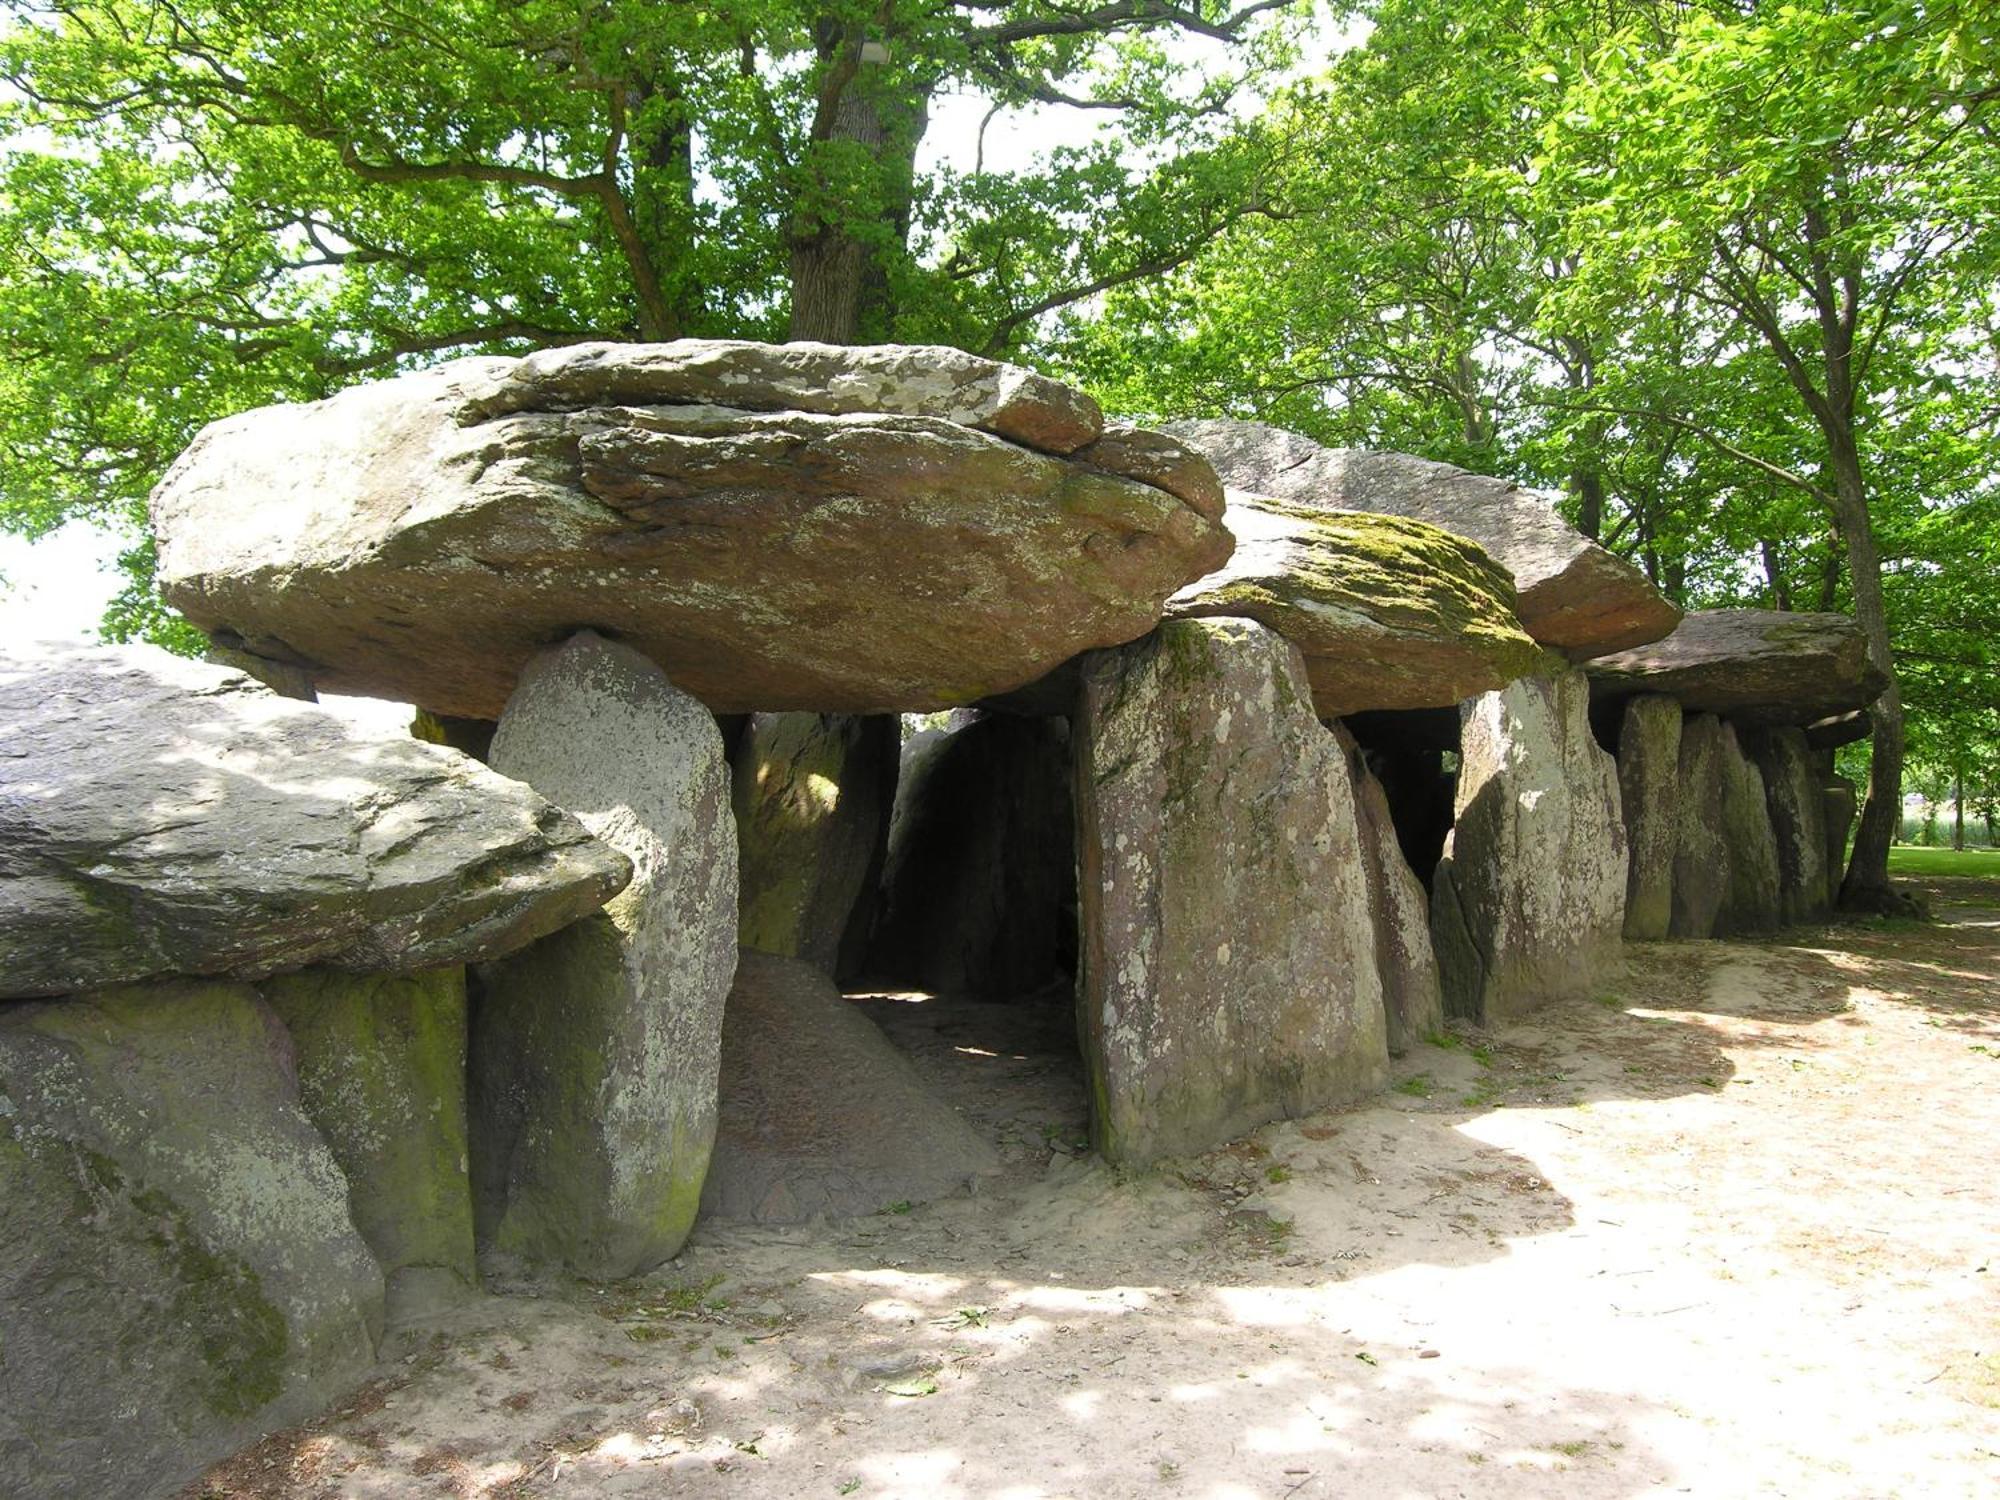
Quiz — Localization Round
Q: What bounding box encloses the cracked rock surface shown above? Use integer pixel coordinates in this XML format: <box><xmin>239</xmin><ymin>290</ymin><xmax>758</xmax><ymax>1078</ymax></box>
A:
<box><xmin>151</xmin><ymin>342</ymin><xmax>1231</xmax><ymax>718</ymax></box>
<box><xmin>0</xmin><ymin>641</ymin><xmax>629</xmax><ymax>999</ymax></box>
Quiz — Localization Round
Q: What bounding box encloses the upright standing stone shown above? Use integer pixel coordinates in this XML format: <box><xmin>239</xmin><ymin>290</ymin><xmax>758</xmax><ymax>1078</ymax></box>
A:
<box><xmin>1430</xmin><ymin>670</ymin><xmax>1627</xmax><ymax>1021</ymax></box>
<box><xmin>1822</xmin><ymin>777</ymin><xmax>1858</xmax><ymax>908</ymax></box>
<box><xmin>473</xmin><ymin>634</ymin><xmax>738</xmax><ymax>1280</ymax></box>
<box><xmin>264</xmin><ymin>967</ymin><xmax>476</xmax><ymax>1322</ymax></box>
<box><xmin>868</xmin><ymin>713</ymin><xmax>1075</xmax><ymax>998</ymax></box>
<box><xmin>1336</xmin><ymin>724</ymin><xmax>1444</xmax><ymax>1056</ymax></box>
<box><xmin>1749</xmin><ymin>728</ymin><xmax>1833</xmax><ymax>924</ymax></box>
<box><xmin>1671</xmin><ymin>714</ymin><xmax>1730</xmax><ymax>939</ymax></box>
<box><xmin>1075</xmin><ymin>619</ymin><xmax>1388</xmax><ymax>1168</ymax></box>
<box><xmin>731</xmin><ymin>713</ymin><xmax>898</xmax><ymax>975</ymax></box>
<box><xmin>0</xmin><ymin>982</ymin><xmax>382</xmax><ymax>1500</ymax></box>
<box><xmin>1716</xmin><ymin>724</ymin><xmax>1783</xmax><ymax>934</ymax></box>
<box><xmin>1617</xmin><ymin>695</ymin><xmax>1683</xmax><ymax>940</ymax></box>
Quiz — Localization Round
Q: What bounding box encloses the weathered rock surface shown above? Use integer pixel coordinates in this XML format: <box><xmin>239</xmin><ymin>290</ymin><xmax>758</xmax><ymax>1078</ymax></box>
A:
<box><xmin>0</xmin><ymin>981</ymin><xmax>382</xmax><ymax>1500</ymax></box>
<box><xmin>264</xmin><ymin>967</ymin><xmax>476</xmax><ymax>1322</ymax></box>
<box><xmin>1584</xmin><ymin>609</ymin><xmax>1887</xmax><ymax>727</ymax></box>
<box><xmin>1717</xmin><ymin>724</ymin><xmax>1784</xmax><ymax>935</ymax></box>
<box><xmin>1161</xmin><ymin>419</ymin><xmax>1679</xmax><ymax>655</ymax></box>
<box><xmin>1337</xmin><ymin>724</ymin><xmax>1443</xmax><ymax>1056</ymax></box>
<box><xmin>1165</xmin><ymin>489</ymin><xmax>1544</xmax><ymax>715</ymax></box>
<box><xmin>732</xmin><ymin>713</ymin><xmax>898</xmax><ymax>975</ymax></box>
<box><xmin>0</xmin><ymin>641</ymin><xmax>630</xmax><ymax>1000</ymax></box>
<box><xmin>1431</xmin><ymin>670</ymin><xmax>1627</xmax><ymax>1021</ymax></box>
<box><xmin>1616</xmin><ymin>695</ymin><xmax>1683</xmax><ymax>940</ymax></box>
<box><xmin>868</xmin><ymin>714</ymin><xmax>1075</xmax><ymax>998</ymax></box>
<box><xmin>453</xmin><ymin>338</ymin><xmax>1107</xmax><ymax>454</ymax></box>
<box><xmin>473</xmin><ymin>634</ymin><xmax>738</xmax><ymax>1280</ymax></box>
<box><xmin>1670</xmin><ymin>715</ymin><xmax>1731</xmax><ymax>939</ymax></box>
<box><xmin>1075</xmin><ymin>619</ymin><xmax>1389</xmax><ymax>1167</ymax></box>
<box><xmin>151</xmin><ymin>344</ymin><xmax>1232</xmax><ymax>719</ymax></box>
<box><xmin>1747</xmin><ymin>729</ymin><xmax>1831</xmax><ymax>926</ymax></box>
<box><xmin>701</xmin><ymin>951</ymin><xmax>1000</xmax><ymax>1223</ymax></box>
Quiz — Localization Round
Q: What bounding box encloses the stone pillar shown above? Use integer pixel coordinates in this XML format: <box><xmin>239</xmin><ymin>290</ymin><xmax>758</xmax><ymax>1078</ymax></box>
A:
<box><xmin>1615</xmin><ymin>695</ymin><xmax>1682</xmax><ymax>940</ymax></box>
<box><xmin>264</xmin><ymin>966</ymin><xmax>476</xmax><ymax>1321</ymax></box>
<box><xmin>1748</xmin><ymin>727</ymin><xmax>1833</xmax><ymax>924</ymax></box>
<box><xmin>1671</xmin><ymin>714</ymin><xmax>1730</xmax><ymax>938</ymax></box>
<box><xmin>1074</xmin><ymin>619</ymin><xmax>1388</xmax><ymax>1168</ymax></box>
<box><xmin>473</xmin><ymin>633</ymin><xmax>738</xmax><ymax>1280</ymax></box>
<box><xmin>1822</xmin><ymin>776</ymin><xmax>1858</xmax><ymax>909</ymax></box>
<box><xmin>0</xmin><ymin>982</ymin><xmax>382</xmax><ymax>1500</ymax></box>
<box><xmin>1716</xmin><ymin>722</ymin><xmax>1783</xmax><ymax>934</ymax></box>
<box><xmin>1430</xmin><ymin>669</ymin><xmax>1627</xmax><ymax>1021</ymax></box>
<box><xmin>730</xmin><ymin>712</ymin><xmax>897</xmax><ymax>976</ymax></box>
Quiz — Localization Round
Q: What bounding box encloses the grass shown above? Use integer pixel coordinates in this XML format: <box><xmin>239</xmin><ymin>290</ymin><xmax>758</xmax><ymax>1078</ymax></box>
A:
<box><xmin>1885</xmin><ymin>845</ymin><xmax>2000</xmax><ymax>879</ymax></box>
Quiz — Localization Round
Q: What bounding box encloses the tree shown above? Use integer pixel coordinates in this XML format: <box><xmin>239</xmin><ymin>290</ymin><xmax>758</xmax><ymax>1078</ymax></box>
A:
<box><xmin>1537</xmin><ymin>0</ymin><xmax>1999</xmax><ymax>907</ymax></box>
<box><xmin>1053</xmin><ymin>0</ymin><xmax>2000</xmax><ymax>909</ymax></box>
<box><xmin>0</xmin><ymin>0</ymin><xmax>1304</xmax><ymax>629</ymax></box>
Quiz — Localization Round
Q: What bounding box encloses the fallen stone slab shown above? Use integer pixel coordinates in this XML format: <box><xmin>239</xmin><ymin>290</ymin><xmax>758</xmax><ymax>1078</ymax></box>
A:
<box><xmin>0</xmin><ymin>641</ymin><xmax>630</xmax><ymax>1000</ymax></box>
<box><xmin>1165</xmin><ymin>489</ymin><xmax>1544</xmax><ymax>716</ymax></box>
<box><xmin>151</xmin><ymin>344</ymin><xmax>1232</xmax><ymax>719</ymax></box>
<box><xmin>1583</xmin><ymin>609</ymin><xmax>1887</xmax><ymax>727</ymax></box>
<box><xmin>701</xmin><ymin>951</ymin><xmax>1000</xmax><ymax>1223</ymax></box>
<box><xmin>1075</xmin><ymin>618</ymin><xmax>1389</xmax><ymax>1168</ymax></box>
<box><xmin>1430</xmin><ymin>669</ymin><xmax>1627</xmax><ymax>1021</ymax></box>
<box><xmin>473</xmin><ymin>633</ymin><xmax>738</xmax><ymax>1281</ymax></box>
<box><xmin>1161</xmin><ymin>419</ymin><xmax>1679</xmax><ymax>656</ymax></box>
<box><xmin>0</xmin><ymin>981</ymin><xmax>383</xmax><ymax>1500</ymax></box>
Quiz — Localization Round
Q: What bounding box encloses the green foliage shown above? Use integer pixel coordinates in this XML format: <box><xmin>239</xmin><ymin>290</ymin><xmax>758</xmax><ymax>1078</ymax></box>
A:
<box><xmin>1052</xmin><ymin>0</ymin><xmax>2000</xmax><ymax>891</ymax></box>
<box><xmin>0</xmin><ymin>0</ymin><xmax>1307</xmax><ymax>644</ymax></box>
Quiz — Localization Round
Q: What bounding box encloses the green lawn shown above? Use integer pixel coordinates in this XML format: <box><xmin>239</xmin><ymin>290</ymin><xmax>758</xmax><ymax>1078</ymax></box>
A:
<box><xmin>1885</xmin><ymin>845</ymin><xmax>2000</xmax><ymax>878</ymax></box>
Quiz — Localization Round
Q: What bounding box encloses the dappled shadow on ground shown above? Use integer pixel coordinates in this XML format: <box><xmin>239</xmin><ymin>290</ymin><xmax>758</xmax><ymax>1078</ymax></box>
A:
<box><xmin>185</xmin><ymin>908</ymin><xmax>2000</xmax><ymax>1500</ymax></box>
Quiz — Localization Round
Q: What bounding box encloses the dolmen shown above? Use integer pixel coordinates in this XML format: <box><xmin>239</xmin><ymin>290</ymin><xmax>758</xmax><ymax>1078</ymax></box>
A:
<box><xmin>1</xmin><ymin>343</ymin><xmax>1885</xmax><ymax>1498</ymax></box>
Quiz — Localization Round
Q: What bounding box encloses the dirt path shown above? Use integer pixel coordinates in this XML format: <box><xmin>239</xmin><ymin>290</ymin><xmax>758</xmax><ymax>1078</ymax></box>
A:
<box><xmin>193</xmin><ymin>896</ymin><xmax>2000</xmax><ymax>1500</ymax></box>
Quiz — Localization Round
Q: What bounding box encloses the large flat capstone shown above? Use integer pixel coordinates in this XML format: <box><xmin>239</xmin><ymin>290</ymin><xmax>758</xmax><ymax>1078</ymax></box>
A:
<box><xmin>150</xmin><ymin>342</ymin><xmax>1232</xmax><ymax>719</ymax></box>
<box><xmin>1165</xmin><ymin>489</ymin><xmax>1544</xmax><ymax>715</ymax></box>
<box><xmin>0</xmin><ymin>641</ymin><xmax>630</xmax><ymax>1000</ymax></box>
<box><xmin>1161</xmin><ymin>419</ymin><xmax>1679</xmax><ymax>655</ymax></box>
<box><xmin>1583</xmin><ymin>609</ymin><xmax>1886</xmax><ymax>727</ymax></box>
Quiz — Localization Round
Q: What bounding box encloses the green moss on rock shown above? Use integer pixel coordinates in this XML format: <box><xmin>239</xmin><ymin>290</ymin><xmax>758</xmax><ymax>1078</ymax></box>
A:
<box><xmin>263</xmin><ymin>967</ymin><xmax>476</xmax><ymax>1312</ymax></box>
<box><xmin>1169</xmin><ymin>495</ymin><xmax>1543</xmax><ymax>715</ymax></box>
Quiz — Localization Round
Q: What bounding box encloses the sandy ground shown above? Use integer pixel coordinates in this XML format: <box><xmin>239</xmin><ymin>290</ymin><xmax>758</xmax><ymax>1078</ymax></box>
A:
<box><xmin>190</xmin><ymin>885</ymin><xmax>2000</xmax><ymax>1500</ymax></box>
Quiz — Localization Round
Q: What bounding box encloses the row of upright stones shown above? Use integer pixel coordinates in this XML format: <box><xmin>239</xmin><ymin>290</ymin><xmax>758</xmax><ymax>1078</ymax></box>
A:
<box><xmin>0</xmin><ymin>341</ymin><xmax>1883</xmax><ymax>1499</ymax></box>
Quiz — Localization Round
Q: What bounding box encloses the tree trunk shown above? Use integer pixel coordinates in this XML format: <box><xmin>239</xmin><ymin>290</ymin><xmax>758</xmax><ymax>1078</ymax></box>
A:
<box><xmin>787</xmin><ymin>39</ymin><xmax>929</xmax><ymax>345</ymax></box>
<box><xmin>1760</xmin><ymin>537</ymin><xmax>1792</xmax><ymax>610</ymax></box>
<box><xmin>1816</xmin><ymin>527</ymin><xmax>1844</xmax><ymax>611</ymax></box>
<box><xmin>1830</xmin><ymin>454</ymin><xmax>1906</xmax><ymax>910</ymax></box>
<box><xmin>1573</xmin><ymin>469</ymin><xmax>1605</xmax><ymax>542</ymax></box>
<box><xmin>633</xmin><ymin>78</ymin><xmax>704</xmax><ymax>336</ymax></box>
<box><xmin>1954</xmin><ymin>769</ymin><xmax>1965</xmax><ymax>851</ymax></box>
